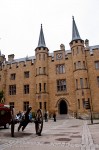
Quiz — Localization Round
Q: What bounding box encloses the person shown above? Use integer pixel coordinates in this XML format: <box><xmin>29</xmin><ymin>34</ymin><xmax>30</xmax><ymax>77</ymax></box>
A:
<box><xmin>18</xmin><ymin>106</ymin><xmax>32</xmax><ymax>131</ymax></box>
<box><xmin>53</xmin><ymin>112</ymin><xmax>56</xmax><ymax>122</ymax></box>
<box><xmin>16</xmin><ymin>111</ymin><xmax>22</xmax><ymax>121</ymax></box>
<box><xmin>44</xmin><ymin>111</ymin><xmax>48</xmax><ymax>122</ymax></box>
<box><xmin>29</xmin><ymin>112</ymin><xmax>33</xmax><ymax>122</ymax></box>
<box><xmin>35</xmin><ymin>109</ymin><xmax>43</xmax><ymax>136</ymax></box>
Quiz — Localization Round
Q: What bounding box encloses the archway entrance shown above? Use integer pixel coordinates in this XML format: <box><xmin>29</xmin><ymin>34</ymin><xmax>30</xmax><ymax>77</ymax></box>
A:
<box><xmin>59</xmin><ymin>100</ymin><xmax>67</xmax><ymax>114</ymax></box>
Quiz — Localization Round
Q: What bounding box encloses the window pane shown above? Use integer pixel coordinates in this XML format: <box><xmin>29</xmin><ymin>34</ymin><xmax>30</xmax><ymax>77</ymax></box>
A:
<box><xmin>9</xmin><ymin>85</ymin><xmax>16</xmax><ymax>95</ymax></box>
<box><xmin>24</xmin><ymin>85</ymin><xmax>29</xmax><ymax>94</ymax></box>
<box><xmin>23</xmin><ymin>101</ymin><xmax>29</xmax><ymax>111</ymax></box>
<box><xmin>95</xmin><ymin>61</ymin><xmax>99</xmax><ymax>69</ymax></box>
<box><xmin>57</xmin><ymin>79</ymin><xmax>66</xmax><ymax>92</ymax></box>
<box><xmin>76</xmin><ymin>79</ymin><xmax>78</xmax><ymax>89</ymax></box>
<box><xmin>56</xmin><ymin>64</ymin><xmax>65</xmax><ymax>74</ymax></box>
<box><xmin>80</xmin><ymin>78</ymin><xmax>83</xmax><ymax>88</ymax></box>
<box><xmin>39</xmin><ymin>102</ymin><xmax>42</xmax><ymax>109</ymax></box>
<box><xmin>97</xmin><ymin>76</ymin><xmax>99</xmax><ymax>87</ymax></box>
<box><xmin>24</xmin><ymin>71</ymin><xmax>29</xmax><ymax>78</ymax></box>
<box><xmin>10</xmin><ymin>73</ymin><xmax>16</xmax><ymax>80</ymax></box>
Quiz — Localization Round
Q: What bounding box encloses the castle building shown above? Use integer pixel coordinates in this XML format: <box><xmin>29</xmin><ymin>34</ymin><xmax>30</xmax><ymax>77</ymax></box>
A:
<box><xmin>0</xmin><ymin>17</ymin><xmax>99</xmax><ymax>118</ymax></box>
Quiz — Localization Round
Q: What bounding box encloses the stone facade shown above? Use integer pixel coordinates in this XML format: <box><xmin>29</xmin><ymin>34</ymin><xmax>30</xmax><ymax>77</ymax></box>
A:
<box><xmin>0</xmin><ymin>18</ymin><xmax>99</xmax><ymax>118</ymax></box>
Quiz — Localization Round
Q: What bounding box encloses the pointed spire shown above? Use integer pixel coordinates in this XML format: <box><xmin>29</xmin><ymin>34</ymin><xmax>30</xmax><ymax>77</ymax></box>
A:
<box><xmin>37</xmin><ymin>24</ymin><xmax>46</xmax><ymax>48</ymax></box>
<box><xmin>72</xmin><ymin>16</ymin><xmax>81</xmax><ymax>41</ymax></box>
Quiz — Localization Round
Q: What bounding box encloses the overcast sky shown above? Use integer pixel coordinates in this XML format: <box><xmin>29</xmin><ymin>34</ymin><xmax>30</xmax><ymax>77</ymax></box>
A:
<box><xmin>0</xmin><ymin>0</ymin><xmax>99</xmax><ymax>59</ymax></box>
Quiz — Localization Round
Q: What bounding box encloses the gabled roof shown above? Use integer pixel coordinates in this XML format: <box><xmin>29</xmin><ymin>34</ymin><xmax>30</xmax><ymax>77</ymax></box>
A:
<box><xmin>72</xmin><ymin>16</ymin><xmax>81</xmax><ymax>41</ymax></box>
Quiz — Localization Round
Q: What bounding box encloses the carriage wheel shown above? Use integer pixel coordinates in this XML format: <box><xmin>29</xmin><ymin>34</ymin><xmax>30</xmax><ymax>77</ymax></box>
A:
<box><xmin>11</xmin><ymin>120</ymin><xmax>15</xmax><ymax>137</ymax></box>
<box><xmin>35</xmin><ymin>109</ymin><xmax>43</xmax><ymax>136</ymax></box>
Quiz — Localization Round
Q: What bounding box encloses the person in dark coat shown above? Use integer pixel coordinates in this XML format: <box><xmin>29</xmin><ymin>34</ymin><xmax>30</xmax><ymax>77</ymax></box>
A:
<box><xmin>53</xmin><ymin>112</ymin><xmax>56</xmax><ymax>122</ymax></box>
<box><xmin>44</xmin><ymin>111</ymin><xmax>48</xmax><ymax>122</ymax></box>
<box><xmin>18</xmin><ymin>106</ymin><xmax>32</xmax><ymax>131</ymax></box>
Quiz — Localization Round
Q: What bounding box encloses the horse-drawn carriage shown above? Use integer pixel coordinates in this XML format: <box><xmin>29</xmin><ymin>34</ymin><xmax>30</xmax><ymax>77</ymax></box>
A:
<box><xmin>0</xmin><ymin>104</ymin><xmax>43</xmax><ymax>137</ymax></box>
<box><xmin>0</xmin><ymin>103</ymin><xmax>11</xmax><ymax>129</ymax></box>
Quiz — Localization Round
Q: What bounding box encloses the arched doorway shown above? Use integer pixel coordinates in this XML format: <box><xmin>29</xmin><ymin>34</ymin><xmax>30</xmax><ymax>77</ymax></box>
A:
<box><xmin>59</xmin><ymin>100</ymin><xmax>68</xmax><ymax>114</ymax></box>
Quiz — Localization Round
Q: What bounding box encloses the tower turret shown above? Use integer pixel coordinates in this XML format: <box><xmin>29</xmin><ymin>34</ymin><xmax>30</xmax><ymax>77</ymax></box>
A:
<box><xmin>35</xmin><ymin>24</ymin><xmax>49</xmax><ymax>112</ymax></box>
<box><xmin>70</xmin><ymin>17</ymin><xmax>90</xmax><ymax>118</ymax></box>
<box><xmin>70</xmin><ymin>16</ymin><xmax>84</xmax><ymax>47</ymax></box>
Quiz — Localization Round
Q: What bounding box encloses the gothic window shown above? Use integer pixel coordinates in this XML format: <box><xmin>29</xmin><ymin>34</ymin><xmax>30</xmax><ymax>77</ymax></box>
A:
<box><xmin>24</xmin><ymin>71</ymin><xmax>29</xmax><ymax>78</ymax></box>
<box><xmin>24</xmin><ymin>85</ymin><xmax>29</xmax><ymax>94</ymax></box>
<box><xmin>39</xmin><ymin>67</ymin><xmax>42</xmax><ymax>74</ymax></box>
<box><xmin>76</xmin><ymin>79</ymin><xmax>78</xmax><ymax>90</ymax></box>
<box><xmin>83</xmin><ymin>61</ymin><xmax>86</xmax><ymax>69</ymax></box>
<box><xmin>80</xmin><ymin>78</ymin><xmax>83</xmax><ymax>88</ymax></box>
<box><xmin>57</xmin><ymin>79</ymin><xmax>66</xmax><ymax>92</ymax></box>
<box><xmin>9</xmin><ymin>85</ymin><xmax>16</xmax><ymax>95</ymax></box>
<box><xmin>44</xmin><ymin>83</ymin><xmax>46</xmax><ymax>92</ymax></box>
<box><xmin>74</xmin><ymin>63</ymin><xmax>76</xmax><ymax>70</ymax></box>
<box><xmin>97</xmin><ymin>76</ymin><xmax>99</xmax><ymax>87</ymax></box>
<box><xmin>23</xmin><ymin>101</ymin><xmax>29</xmax><ymax>111</ymax></box>
<box><xmin>39</xmin><ymin>83</ymin><xmax>41</xmax><ymax>92</ymax></box>
<box><xmin>85</xmin><ymin>78</ymin><xmax>88</xmax><ymax>88</ymax></box>
<box><xmin>95</xmin><ymin>61</ymin><xmax>99</xmax><ymax>69</ymax></box>
<box><xmin>56</xmin><ymin>64</ymin><xmax>65</xmax><ymax>74</ymax></box>
<box><xmin>78</xmin><ymin>46</ymin><xmax>81</xmax><ymax>54</ymax></box>
<box><xmin>77</xmin><ymin>47</ymin><xmax>79</xmax><ymax>54</ymax></box>
<box><xmin>78</xmin><ymin>61</ymin><xmax>81</xmax><ymax>69</ymax></box>
<box><xmin>10</xmin><ymin>73</ymin><xmax>16</xmax><ymax>80</ymax></box>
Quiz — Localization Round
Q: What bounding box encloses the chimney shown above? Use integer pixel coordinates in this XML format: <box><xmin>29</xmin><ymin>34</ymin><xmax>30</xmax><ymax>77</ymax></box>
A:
<box><xmin>60</xmin><ymin>44</ymin><xmax>65</xmax><ymax>50</ymax></box>
<box><xmin>85</xmin><ymin>39</ymin><xmax>89</xmax><ymax>47</ymax></box>
<box><xmin>8</xmin><ymin>54</ymin><xmax>14</xmax><ymax>61</ymax></box>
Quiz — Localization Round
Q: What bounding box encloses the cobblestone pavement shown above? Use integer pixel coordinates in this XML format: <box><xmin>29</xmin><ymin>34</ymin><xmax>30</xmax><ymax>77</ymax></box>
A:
<box><xmin>0</xmin><ymin>118</ymin><xmax>99</xmax><ymax>150</ymax></box>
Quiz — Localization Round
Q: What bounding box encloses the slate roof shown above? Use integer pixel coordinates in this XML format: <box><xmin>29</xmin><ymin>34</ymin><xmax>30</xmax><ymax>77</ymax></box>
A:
<box><xmin>72</xmin><ymin>16</ymin><xmax>81</xmax><ymax>41</ymax></box>
<box><xmin>37</xmin><ymin>24</ymin><xmax>46</xmax><ymax>48</ymax></box>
